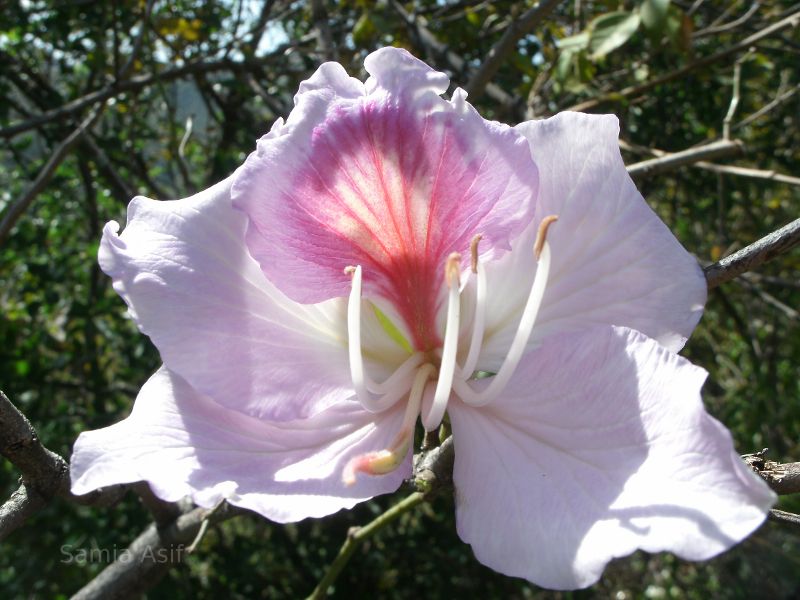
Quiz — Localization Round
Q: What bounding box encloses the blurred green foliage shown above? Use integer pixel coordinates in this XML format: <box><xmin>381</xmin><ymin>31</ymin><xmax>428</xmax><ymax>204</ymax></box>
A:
<box><xmin>1</xmin><ymin>0</ymin><xmax>798</xmax><ymax>598</ymax></box>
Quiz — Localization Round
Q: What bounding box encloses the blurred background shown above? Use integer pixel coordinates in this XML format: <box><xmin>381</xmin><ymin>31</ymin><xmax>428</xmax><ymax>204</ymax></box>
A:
<box><xmin>1</xmin><ymin>0</ymin><xmax>798</xmax><ymax>597</ymax></box>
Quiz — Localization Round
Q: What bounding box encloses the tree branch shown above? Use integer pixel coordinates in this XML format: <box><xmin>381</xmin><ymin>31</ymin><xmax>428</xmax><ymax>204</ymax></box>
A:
<box><xmin>464</xmin><ymin>0</ymin><xmax>563</xmax><ymax>101</ymax></box>
<box><xmin>704</xmin><ymin>218</ymin><xmax>800</xmax><ymax>289</ymax></box>
<box><xmin>0</xmin><ymin>105</ymin><xmax>105</xmax><ymax>246</ymax></box>
<box><xmin>569</xmin><ymin>11</ymin><xmax>800</xmax><ymax>112</ymax></box>
<box><xmin>70</xmin><ymin>503</ymin><xmax>245</xmax><ymax>600</ymax></box>
<box><xmin>0</xmin><ymin>390</ymin><xmax>127</xmax><ymax>540</ymax></box>
<box><xmin>391</xmin><ymin>1</ymin><xmax>518</xmax><ymax>112</ymax></box>
<box><xmin>769</xmin><ymin>509</ymin><xmax>800</xmax><ymax>528</ymax></box>
<box><xmin>626</xmin><ymin>139</ymin><xmax>745</xmax><ymax>180</ymax></box>
<box><xmin>743</xmin><ymin>451</ymin><xmax>800</xmax><ymax>495</ymax></box>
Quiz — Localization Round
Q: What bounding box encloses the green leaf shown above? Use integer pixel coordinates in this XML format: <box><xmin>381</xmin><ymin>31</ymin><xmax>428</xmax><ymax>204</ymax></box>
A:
<box><xmin>588</xmin><ymin>11</ymin><xmax>641</xmax><ymax>59</ymax></box>
<box><xmin>640</xmin><ymin>0</ymin><xmax>670</xmax><ymax>31</ymax></box>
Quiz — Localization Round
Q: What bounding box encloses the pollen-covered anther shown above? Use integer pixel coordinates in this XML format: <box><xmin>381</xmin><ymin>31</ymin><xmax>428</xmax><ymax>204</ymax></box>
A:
<box><xmin>445</xmin><ymin>252</ymin><xmax>462</xmax><ymax>288</ymax></box>
<box><xmin>534</xmin><ymin>215</ymin><xmax>559</xmax><ymax>259</ymax></box>
<box><xmin>470</xmin><ymin>234</ymin><xmax>483</xmax><ymax>274</ymax></box>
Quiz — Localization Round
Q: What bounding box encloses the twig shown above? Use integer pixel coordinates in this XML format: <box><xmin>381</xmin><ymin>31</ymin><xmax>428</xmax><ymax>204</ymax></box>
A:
<box><xmin>0</xmin><ymin>390</ymin><xmax>128</xmax><ymax>540</ymax></box>
<box><xmin>70</xmin><ymin>503</ymin><xmax>244</xmax><ymax>600</ymax></box>
<box><xmin>0</xmin><ymin>105</ymin><xmax>105</xmax><ymax>246</ymax></box>
<box><xmin>306</xmin><ymin>492</ymin><xmax>426</xmax><ymax>600</ymax></box>
<box><xmin>693</xmin><ymin>2</ymin><xmax>761</xmax><ymax>39</ymax></box>
<box><xmin>705</xmin><ymin>218</ymin><xmax>800</xmax><ymax>289</ymax></box>
<box><xmin>743</xmin><ymin>451</ymin><xmax>800</xmax><ymax>495</ymax></box>
<box><xmin>310</xmin><ymin>0</ymin><xmax>337</xmax><ymax>62</ymax></box>
<box><xmin>736</xmin><ymin>83</ymin><xmax>799</xmax><ymax>129</ymax></box>
<box><xmin>723</xmin><ymin>53</ymin><xmax>749</xmax><ymax>140</ymax></box>
<box><xmin>694</xmin><ymin>162</ymin><xmax>800</xmax><ymax>186</ymax></box>
<box><xmin>568</xmin><ymin>11</ymin><xmax>800</xmax><ymax>112</ymax></box>
<box><xmin>626</xmin><ymin>139</ymin><xmax>745</xmax><ymax>180</ymax></box>
<box><xmin>391</xmin><ymin>1</ymin><xmax>518</xmax><ymax>112</ymax></box>
<box><xmin>0</xmin><ymin>52</ymin><xmax>300</xmax><ymax>140</ymax></box>
<box><xmin>769</xmin><ymin>509</ymin><xmax>800</xmax><ymax>528</ymax></box>
<box><xmin>464</xmin><ymin>0</ymin><xmax>563</xmax><ymax>101</ymax></box>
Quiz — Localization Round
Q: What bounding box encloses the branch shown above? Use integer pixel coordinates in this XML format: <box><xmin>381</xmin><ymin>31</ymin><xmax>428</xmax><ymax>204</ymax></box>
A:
<box><xmin>743</xmin><ymin>451</ymin><xmax>800</xmax><ymax>495</ymax></box>
<box><xmin>0</xmin><ymin>51</ymin><xmax>301</xmax><ymax>140</ymax></box>
<box><xmin>704</xmin><ymin>218</ymin><xmax>800</xmax><ymax>289</ymax></box>
<box><xmin>310</xmin><ymin>0</ymin><xmax>337</xmax><ymax>62</ymax></box>
<box><xmin>0</xmin><ymin>105</ymin><xmax>105</xmax><ymax>246</ymax></box>
<box><xmin>569</xmin><ymin>11</ymin><xmax>800</xmax><ymax>112</ymax></box>
<box><xmin>70</xmin><ymin>503</ymin><xmax>244</xmax><ymax>600</ymax></box>
<box><xmin>464</xmin><ymin>0</ymin><xmax>563</xmax><ymax>101</ymax></box>
<box><xmin>391</xmin><ymin>1</ymin><xmax>518</xmax><ymax>112</ymax></box>
<box><xmin>769</xmin><ymin>509</ymin><xmax>800</xmax><ymax>528</ymax></box>
<box><xmin>626</xmin><ymin>139</ymin><xmax>745</xmax><ymax>180</ymax></box>
<box><xmin>0</xmin><ymin>390</ymin><xmax>127</xmax><ymax>540</ymax></box>
<box><xmin>306</xmin><ymin>492</ymin><xmax>426</xmax><ymax>600</ymax></box>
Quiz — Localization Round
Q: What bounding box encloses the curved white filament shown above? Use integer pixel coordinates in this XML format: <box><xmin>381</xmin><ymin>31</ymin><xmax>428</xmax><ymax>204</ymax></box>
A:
<box><xmin>453</xmin><ymin>241</ymin><xmax>552</xmax><ymax>407</ymax></box>
<box><xmin>459</xmin><ymin>261</ymin><xmax>486</xmax><ymax>379</ymax></box>
<box><xmin>347</xmin><ymin>265</ymin><xmax>418</xmax><ymax>413</ymax></box>
<box><xmin>343</xmin><ymin>363</ymin><xmax>435</xmax><ymax>485</ymax></box>
<box><xmin>422</xmin><ymin>272</ymin><xmax>461</xmax><ymax>430</ymax></box>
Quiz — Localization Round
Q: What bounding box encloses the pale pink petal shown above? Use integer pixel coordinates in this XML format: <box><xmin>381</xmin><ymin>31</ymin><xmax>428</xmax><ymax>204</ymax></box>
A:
<box><xmin>449</xmin><ymin>326</ymin><xmax>774</xmax><ymax>590</ymax></box>
<box><xmin>98</xmin><ymin>176</ymin><xmax>376</xmax><ymax>422</ymax></box>
<box><xmin>474</xmin><ymin>112</ymin><xmax>706</xmax><ymax>370</ymax></box>
<box><xmin>233</xmin><ymin>47</ymin><xmax>537</xmax><ymax>351</ymax></box>
<box><xmin>71</xmin><ymin>368</ymin><xmax>408</xmax><ymax>522</ymax></box>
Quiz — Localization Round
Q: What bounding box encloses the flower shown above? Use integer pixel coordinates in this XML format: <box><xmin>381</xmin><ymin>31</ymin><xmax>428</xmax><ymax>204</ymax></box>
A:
<box><xmin>70</xmin><ymin>47</ymin><xmax>775</xmax><ymax>589</ymax></box>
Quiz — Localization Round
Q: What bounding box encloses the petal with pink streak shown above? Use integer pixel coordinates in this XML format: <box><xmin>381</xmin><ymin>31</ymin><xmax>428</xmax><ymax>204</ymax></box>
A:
<box><xmin>71</xmin><ymin>368</ymin><xmax>408</xmax><ymax>523</ymax></box>
<box><xmin>449</xmin><ymin>326</ymin><xmax>774</xmax><ymax>590</ymax></box>
<box><xmin>471</xmin><ymin>112</ymin><xmax>706</xmax><ymax>371</ymax></box>
<box><xmin>233</xmin><ymin>47</ymin><xmax>537</xmax><ymax>351</ymax></box>
<box><xmin>98</xmin><ymin>176</ymin><xmax>401</xmax><ymax>422</ymax></box>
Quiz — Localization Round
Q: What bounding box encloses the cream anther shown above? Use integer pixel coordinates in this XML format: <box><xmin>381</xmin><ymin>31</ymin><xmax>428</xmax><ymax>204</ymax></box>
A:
<box><xmin>534</xmin><ymin>215</ymin><xmax>559</xmax><ymax>259</ymax></box>
<box><xmin>445</xmin><ymin>252</ymin><xmax>462</xmax><ymax>289</ymax></box>
<box><xmin>469</xmin><ymin>234</ymin><xmax>483</xmax><ymax>274</ymax></box>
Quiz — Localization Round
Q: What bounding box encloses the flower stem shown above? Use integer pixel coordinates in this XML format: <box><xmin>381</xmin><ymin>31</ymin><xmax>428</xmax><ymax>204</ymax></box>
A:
<box><xmin>306</xmin><ymin>492</ymin><xmax>426</xmax><ymax>599</ymax></box>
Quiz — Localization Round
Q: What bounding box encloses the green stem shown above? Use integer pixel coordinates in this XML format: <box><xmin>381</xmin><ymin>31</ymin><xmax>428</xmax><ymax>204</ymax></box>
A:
<box><xmin>306</xmin><ymin>492</ymin><xmax>426</xmax><ymax>599</ymax></box>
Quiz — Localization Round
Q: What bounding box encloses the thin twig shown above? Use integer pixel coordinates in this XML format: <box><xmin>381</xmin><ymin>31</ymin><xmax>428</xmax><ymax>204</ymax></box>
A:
<box><xmin>769</xmin><ymin>509</ymin><xmax>800</xmax><ymax>528</ymax></box>
<box><xmin>70</xmin><ymin>503</ymin><xmax>245</xmax><ymax>600</ymax></box>
<box><xmin>391</xmin><ymin>1</ymin><xmax>518</xmax><ymax>112</ymax></box>
<box><xmin>705</xmin><ymin>218</ymin><xmax>800</xmax><ymax>289</ymax></box>
<box><xmin>0</xmin><ymin>105</ymin><xmax>105</xmax><ymax>246</ymax></box>
<box><xmin>569</xmin><ymin>11</ymin><xmax>800</xmax><ymax>112</ymax></box>
<box><xmin>626</xmin><ymin>139</ymin><xmax>745</xmax><ymax>180</ymax></box>
<box><xmin>464</xmin><ymin>0</ymin><xmax>563</xmax><ymax>101</ymax></box>
<box><xmin>310</xmin><ymin>0</ymin><xmax>337</xmax><ymax>62</ymax></box>
<box><xmin>306</xmin><ymin>492</ymin><xmax>426</xmax><ymax>600</ymax></box>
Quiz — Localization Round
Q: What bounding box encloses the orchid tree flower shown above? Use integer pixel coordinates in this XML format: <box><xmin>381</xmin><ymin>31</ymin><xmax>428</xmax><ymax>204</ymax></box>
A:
<box><xmin>70</xmin><ymin>47</ymin><xmax>775</xmax><ymax>589</ymax></box>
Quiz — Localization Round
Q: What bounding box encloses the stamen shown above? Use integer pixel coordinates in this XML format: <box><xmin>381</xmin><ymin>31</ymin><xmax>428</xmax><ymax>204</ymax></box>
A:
<box><xmin>534</xmin><ymin>215</ymin><xmax>559</xmax><ymax>259</ymax></box>
<box><xmin>346</xmin><ymin>265</ymin><xmax>419</xmax><ymax>412</ymax></box>
<box><xmin>453</xmin><ymin>216</ymin><xmax>557</xmax><ymax>407</ymax></box>
<box><xmin>460</xmin><ymin>236</ymin><xmax>486</xmax><ymax>379</ymax></box>
<box><xmin>422</xmin><ymin>253</ymin><xmax>462</xmax><ymax>431</ymax></box>
<box><xmin>469</xmin><ymin>234</ymin><xmax>482</xmax><ymax>274</ymax></box>
<box><xmin>343</xmin><ymin>363</ymin><xmax>436</xmax><ymax>485</ymax></box>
